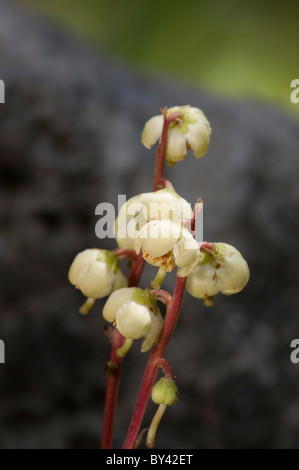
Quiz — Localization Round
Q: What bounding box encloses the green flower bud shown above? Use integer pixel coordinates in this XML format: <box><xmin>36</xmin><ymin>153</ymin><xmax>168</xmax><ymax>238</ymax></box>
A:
<box><xmin>151</xmin><ymin>377</ymin><xmax>179</xmax><ymax>407</ymax></box>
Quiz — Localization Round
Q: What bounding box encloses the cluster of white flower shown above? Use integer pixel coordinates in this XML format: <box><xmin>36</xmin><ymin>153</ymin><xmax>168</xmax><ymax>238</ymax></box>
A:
<box><xmin>68</xmin><ymin>105</ymin><xmax>250</xmax><ymax>354</ymax></box>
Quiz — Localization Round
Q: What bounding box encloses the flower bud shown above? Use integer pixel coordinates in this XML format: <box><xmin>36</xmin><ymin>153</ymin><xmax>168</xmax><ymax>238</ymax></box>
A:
<box><xmin>141</xmin><ymin>105</ymin><xmax>211</xmax><ymax>164</ymax></box>
<box><xmin>68</xmin><ymin>249</ymin><xmax>127</xmax><ymax>300</ymax></box>
<box><xmin>103</xmin><ymin>288</ymin><xmax>163</xmax><ymax>352</ymax></box>
<box><xmin>134</xmin><ymin>220</ymin><xmax>199</xmax><ymax>277</ymax></box>
<box><xmin>151</xmin><ymin>377</ymin><xmax>178</xmax><ymax>407</ymax></box>
<box><xmin>187</xmin><ymin>243</ymin><xmax>250</xmax><ymax>302</ymax></box>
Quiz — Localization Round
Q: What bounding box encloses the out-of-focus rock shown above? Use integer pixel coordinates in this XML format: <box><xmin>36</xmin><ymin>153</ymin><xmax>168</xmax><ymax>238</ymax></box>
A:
<box><xmin>0</xmin><ymin>0</ymin><xmax>299</xmax><ymax>449</ymax></box>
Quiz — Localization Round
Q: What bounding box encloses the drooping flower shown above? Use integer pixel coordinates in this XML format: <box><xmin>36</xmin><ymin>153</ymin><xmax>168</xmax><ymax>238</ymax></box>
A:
<box><xmin>68</xmin><ymin>249</ymin><xmax>127</xmax><ymax>300</ymax></box>
<box><xmin>134</xmin><ymin>220</ymin><xmax>199</xmax><ymax>277</ymax></box>
<box><xmin>114</xmin><ymin>188</ymin><xmax>193</xmax><ymax>251</ymax></box>
<box><xmin>114</xmin><ymin>192</ymin><xmax>151</xmax><ymax>251</ymax></box>
<box><xmin>144</xmin><ymin>189</ymin><xmax>193</xmax><ymax>223</ymax></box>
<box><xmin>186</xmin><ymin>243</ymin><xmax>250</xmax><ymax>304</ymax></box>
<box><xmin>103</xmin><ymin>288</ymin><xmax>163</xmax><ymax>352</ymax></box>
<box><xmin>141</xmin><ymin>105</ymin><xmax>212</xmax><ymax>164</ymax></box>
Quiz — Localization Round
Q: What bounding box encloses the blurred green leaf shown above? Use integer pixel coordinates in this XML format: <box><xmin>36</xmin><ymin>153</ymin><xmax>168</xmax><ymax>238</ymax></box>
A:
<box><xmin>18</xmin><ymin>0</ymin><xmax>299</xmax><ymax>114</ymax></box>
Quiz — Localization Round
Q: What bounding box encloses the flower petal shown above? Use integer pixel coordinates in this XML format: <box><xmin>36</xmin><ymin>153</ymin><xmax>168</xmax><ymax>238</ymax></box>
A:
<box><xmin>174</xmin><ymin>229</ymin><xmax>200</xmax><ymax>277</ymax></box>
<box><xmin>111</xmin><ymin>270</ymin><xmax>128</xmax><ymax>293</ymax></box>
<box><xmin>186</xmin><ymin>263</ymin><xmax>220</xmax><ymax>299</ymax></box>
<box><xmin>218</xmin><ymin>254</ymin><xmax>250</xmax><ymax>295</ymax></box>
<box><xmin>78</xmin><ymin>261</ymin><xmax>114</xmax><ymax>299</ymax></box>
<box><xmin>141</xmin><ymin>115</ymin><xmax>164</xmax><ymax>149</ymax></box>
<box><xmin>116</xmin><ymin>301</ymin><xmax>152</xmax><ymax>339</ymax></box>
<box><xmin>166</xmin><ymin>128</ymin><xmax>187</xmax><ymax>162</ymax></box>
<box><xmin>167</xmin><ymin>105</ymin><xmax>184</xmax><ymax>116</ymax></box>
<box><xmin>114</xmin><ymin>193</ymin><xmax>151</xmax><ymax>250</ymax></box>
<box><xmin>186</xmin><ymin>122</ymin><xmax>211</xmax><ymax>159</ymax></box>
<box><xmin>189</xmin><ymin>107</ymin><xmax>211</xmax><ymax>128</ymax></box>
<box><xmin>103</xmin><ymin>287</ymin><xmax>137</xmax><ymax>322</ymax></box>
<box><xmin>145</xmin><ymin>189</ymin><xmax>193</xmax><ymax>224</ymax></box>
<box><xmin>141</xmin><ymin>308</ymin><xmax>163</xmax><ymax>352</ymax></box>
<box><xmin>68</xmin><ymin>249</ymin><xmax>99</xmax><ymax>285</ymax></box>
<box><xmin>134</xmin><ymin>220</ymin><xmax>182</xmax><ymax>258</ymax></box>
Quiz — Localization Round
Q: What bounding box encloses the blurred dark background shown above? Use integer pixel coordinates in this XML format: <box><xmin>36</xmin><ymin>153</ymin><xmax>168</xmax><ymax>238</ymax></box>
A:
<box><xmin>0</xmin><ymin>0</ymin><xmax>299</xmax><ymax>449</ymax></box>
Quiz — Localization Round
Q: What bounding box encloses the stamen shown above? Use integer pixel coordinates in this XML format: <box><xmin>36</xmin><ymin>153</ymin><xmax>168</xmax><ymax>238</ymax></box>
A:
<box><xmin>143</xmin><ymin>250</ymin><xmax>176</xmax><ymax>272</ymax></box>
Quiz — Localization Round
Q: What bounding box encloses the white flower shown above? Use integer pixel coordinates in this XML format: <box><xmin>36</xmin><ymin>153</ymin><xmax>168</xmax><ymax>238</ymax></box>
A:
<box><xmin>68</xmin><ymin>249</ymin><xmax>127</xmax><ymax>299</ymax></box>
<box><xmin>187</xmin><ymin>243</ymin><xmax>250</xmax><ymax>302</ymax></box>
<box><xmin>103</xmin><ymin>288</ymin><xmax>163</xmax><ymax>352</ymax></box>
<box><xmin>144</xmin><ymin>189</ymin><xmax>193</xmax><ymax>223</ymax></box>
<box><xmin>134</xmin><ymin>220</ymin><xmax>199</xmax><ymax>277</ymax></box>
<box><xmin>114</xmin><ymin>189</ymin><xmax>193</xmax><ymax>251</ymax></box>
<box><xmin>114</xmin><ymin>192</ymin><xmax>151</xmax><ymax>251</ymax></box>
<box><xmin>141</xmin><ymin>105</ymin><xmax>211</xmax><ymax>164</ymax></box>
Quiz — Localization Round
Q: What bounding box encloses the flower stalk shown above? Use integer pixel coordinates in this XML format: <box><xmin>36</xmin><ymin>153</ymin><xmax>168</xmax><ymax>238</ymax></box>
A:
<box><xmin>101</xmin><ymin>106</ymin><xmax>177</xmax><ymax>448</ymax></box>
<box><xmin>152</xmin><ymin>107</ymin><xmax>182</xmax><ymax>191</ymax></box>
<box><xmin>79</xmin><ymin>297</ymin><xmax>95</xmax><ymax>315</ymax></box>
<box><xmin>158</xmin><ymin>357</ymin><xmax>174</xmax><ymax>378</ymax></box>
<box><xmin>117</xmin><ymin>338</ymin><xmax>134</xmax><ymax>358</ymax></box>
<box><xmin>101</xmin><ymin>328</ymin><xmax>124</xmax><ymax>449</ymax></box>
<box><xmin>123</xmin><ymin>275</ymin><xmax>186</xmax><ymax>449</ymax></box>
<box><xmin>150</xmin><ymin>290</ymin><xmax>173</xmax><ymax>307</ymax></box>
<box><xmin>146</xmin><ymin>403</ymin><xmax>167</xmax><ymax>449</ymax></box>
<box><xmin>112</xmin><ymin>248</ymin><xmax>138</xmax><ymax>261</ymax></box>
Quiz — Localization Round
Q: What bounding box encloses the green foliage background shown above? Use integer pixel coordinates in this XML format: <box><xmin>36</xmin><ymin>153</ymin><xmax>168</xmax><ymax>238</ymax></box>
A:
<box><xmin>19</xmin><ymin>0</ymin><xmax>299</xmax><ymax>114</ymax></box>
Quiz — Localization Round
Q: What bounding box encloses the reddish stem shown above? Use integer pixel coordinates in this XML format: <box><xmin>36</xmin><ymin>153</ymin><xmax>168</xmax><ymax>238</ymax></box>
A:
<box><xmin>152</xmin><ymin>108</ymin><xmax>181</xmax><ymax>191</ymax></box>
<box><xmin>128</xmin><ymin>252</ymin><xmax>145</xmax><ymax>288</ymax></box>
<box><xmin>112</xmin><ymin>248</ymin><xmax>138</xmax><ymax>260</ymax></box>
<box><xmin>159</xmin><ymin>178</ymin><xmax>174</xmax><ymax>190</ymax></box>
<box><xmin>123</xmin><ymin>276</ymin><xmax>187</xmax><ymax>449</ymax></box>
<box><xmin>158</xmin><ymin>358</ymin><xmax>174</xmax><ymax>379</ymax></box>
<box><xmin>101</xmin><ymin>329</ymin><xmax>124</xmax><ymax>449</ymax></box>
<box><xmin>150</xmin><ymin>289</ymin><xmax>173</xmax><ymax>306</ymax></box>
